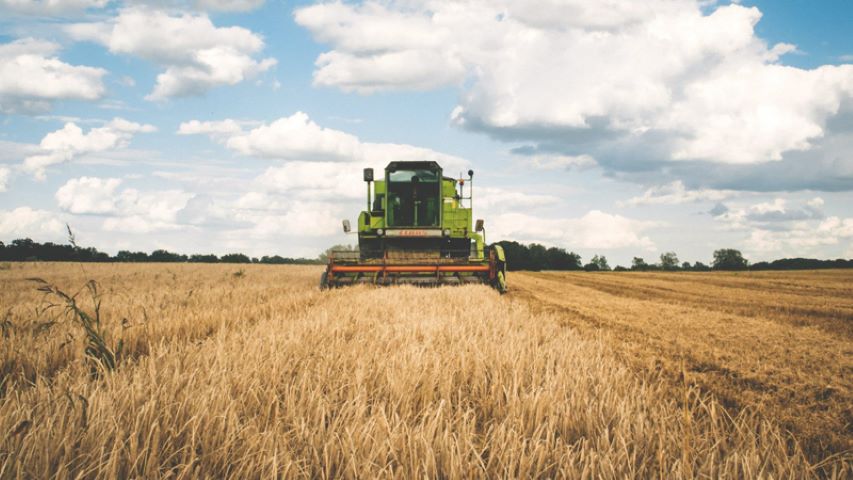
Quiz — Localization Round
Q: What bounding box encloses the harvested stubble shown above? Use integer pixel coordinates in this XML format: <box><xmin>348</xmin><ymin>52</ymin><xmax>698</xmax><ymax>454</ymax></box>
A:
<box><xmin>511</xmin><ymin>270</ymin><xmax>853</xmax><ymax>470</ymax></box>
<box><xmin>0</xmin><ymin>263</ymin><xmax>843</xmax><ymax>478</ymax></box>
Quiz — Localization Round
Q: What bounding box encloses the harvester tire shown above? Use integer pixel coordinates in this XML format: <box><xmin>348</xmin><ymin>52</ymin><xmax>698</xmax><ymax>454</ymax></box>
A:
<box><xmin>495</xmin><ymin>270</ymin><xmax>507</xmax><ymax>294</ymax></box>
<box><xmin>319</xmin><ymin>271</ymin><xmax>329</xmax><ymax>290</ymax></box>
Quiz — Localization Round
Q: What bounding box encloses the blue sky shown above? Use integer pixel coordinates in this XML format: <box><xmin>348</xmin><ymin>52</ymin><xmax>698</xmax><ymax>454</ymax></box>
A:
<box><xmin>0</xmin><ymin>0</ymin><xmax>851</xmax><ymax>266</ymax></box>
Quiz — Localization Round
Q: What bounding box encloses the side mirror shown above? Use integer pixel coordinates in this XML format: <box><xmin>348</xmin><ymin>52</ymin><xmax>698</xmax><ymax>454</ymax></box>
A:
<box><xmin>342</xmin><ymin>219</ymin><xmax>351</xmax><ymax>233</ymax></box>
<box><xmin>363</xmin><ymin>168</ymin><xmax>374</xmax><ymax>182</ymax></box>
<box><xmin>468</xmin><ymin>169</ymin><xmax>474</xmax><ymax>178</ymax></box>
<box><xmin>475</xmin><ymin>219</ymin><xmax>484</xmax><ymax>232</ymax></box>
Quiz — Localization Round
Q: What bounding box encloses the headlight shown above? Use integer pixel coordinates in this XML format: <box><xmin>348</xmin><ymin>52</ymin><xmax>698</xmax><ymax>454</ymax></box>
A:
<box><xmin>377</xmin><ymin>228</ymin><xmax>384</xmax><ymax>236</ymax></box>
<box><xmin>443</xmin><ymin>229</ymin><xmax>451</xmax><ymax>236</ymax></box>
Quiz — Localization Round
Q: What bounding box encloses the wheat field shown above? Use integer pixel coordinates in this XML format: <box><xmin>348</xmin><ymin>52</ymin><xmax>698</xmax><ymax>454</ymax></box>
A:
<box><xmin>0</xmin><ymin>263</ymin><xmax>850</xmax><ymax>478</ymax></box>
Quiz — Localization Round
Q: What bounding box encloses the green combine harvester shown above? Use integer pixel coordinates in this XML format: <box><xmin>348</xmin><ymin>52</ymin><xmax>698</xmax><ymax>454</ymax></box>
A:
<box><xmin>321</xmin><ymin>161</ymin><xmax>507</xmax><ymax>292</ymax></box>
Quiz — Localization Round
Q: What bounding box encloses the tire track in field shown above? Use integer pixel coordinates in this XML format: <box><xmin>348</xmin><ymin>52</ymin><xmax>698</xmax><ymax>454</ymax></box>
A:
<box><xmin>529</xmin><ymin>271</ymin><xmax>853</xmax><ymax>338</ymax></box>
<box><xmin>508</xmin><ymin>271</ymin><xmax>853</xmax><ymax>462</ymax></box>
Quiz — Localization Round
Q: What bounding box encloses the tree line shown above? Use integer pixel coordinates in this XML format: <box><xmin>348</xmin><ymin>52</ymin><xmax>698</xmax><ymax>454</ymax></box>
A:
<box><xmin>2</xmin><ymin>237</ymin><xmax>851</xmax><ymax>271</ymax></box>
<box><xmin>495</xmin><ymin>241</ymin><xmax>853</xmax><ymax>272</ymax></box>
<box><xmin>0</xmin><ymin>238</ymin><xmax>322</xmax><ymax>265</ymax></box>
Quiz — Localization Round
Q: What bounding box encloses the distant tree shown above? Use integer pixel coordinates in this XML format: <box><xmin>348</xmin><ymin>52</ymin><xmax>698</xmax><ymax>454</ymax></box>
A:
<box><xmin>693</xmin><ymin>261</ymin><xmax>711</xmax><ymax>271</ymax></box>
<box><xmin>75</xmin><ymin>246</ymin><xmax>110</xmax><ymax>262</ymax></box>
<box><xmin>527</xmin><ymin>243</ymin><xmax>548</xmax><ymax>271</ymax></box>
<box><xmin>189</xmin><ymin>254</ymin><xmax>219</xmax><ymax>263</ymax></box>
<box><xmin>583</xmin><ymin>262</ymin><xmax>600</xmax><ymax>272</ymax></box>
<box><xmin>116</xmin><ymin>250</ymin><xmax>150</xmax><ymax>262</ymax></box>
<box><xmin>220</xmin><ymin>253</ymin><xmax>251</xmax><ymax>263</ymax></box>
<box><xmin>545</xmin><ymin>247</ymin><xmax>582</xmax><ymax>270</ymax></box>
<box><xmin>588</xmin><ymin>254</ymin><xmax>610</xmax><ymax>271</ymax></box>
<box><xmin>0</xmin><ymin>237</ymin><xmax>324</xmax><ymax>264</ymax></box>
<box><xmin>261</xmin><ymin>255</ymin><xmax>284</xmax><ymax>264</ymax></box>
<box><xmin>660</xmin><ymin>251</ymin><xmax>680</xmax><ymax>271</ymax></box>
<box><xmin>750</xmin><ymin>257</ymin><xmax>853</xmax><ymax>270</ymax></box>
<box><xmin>712</xmin><ymin>249</ymin><xmax>748</xmax><ymax>270</ymax></box>
<box><xmin>631</xmin><ymin>257</ymin><xmax>648</xmax><ymax>271</ymax></box>
<box><xmin>149</xmin><ymin>249</ymin><xmax>187</xmax><ymax>262</ymax></box>
<box><xmin>614</xmin><ymin>265</ymin><xmax>628</xmax><ymax>272</ymax></box>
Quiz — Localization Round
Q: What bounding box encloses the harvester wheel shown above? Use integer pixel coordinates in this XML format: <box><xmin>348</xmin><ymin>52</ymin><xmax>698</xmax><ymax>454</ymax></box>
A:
<box><xmin>319</xmin><ymin>271</ymin><xmax>329</xmax><ymax>290</ymax></box>
<box><xmin>495</xmin><ymin>270</ymin><xmax>507</xmax><ymax>294</ymax></box>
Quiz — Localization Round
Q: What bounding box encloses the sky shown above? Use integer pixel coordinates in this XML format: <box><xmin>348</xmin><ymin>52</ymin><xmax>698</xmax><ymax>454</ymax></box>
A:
<box><xmin>0</xmin><ymin>0</ymin><xmax>851</xmax><ymax>267</ymax></box>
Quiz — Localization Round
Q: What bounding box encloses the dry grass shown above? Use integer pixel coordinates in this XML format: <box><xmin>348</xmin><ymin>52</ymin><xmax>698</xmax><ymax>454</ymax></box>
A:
<box><xmin>0</xmin><ymin>263</ymin><xmax>848</xmax><ymax>478</ymax></box>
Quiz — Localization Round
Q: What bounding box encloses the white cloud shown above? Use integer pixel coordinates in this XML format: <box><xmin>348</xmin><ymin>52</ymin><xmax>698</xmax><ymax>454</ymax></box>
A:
<box><xmin>745</xmin><ymin>216</ymin><xmax>853</xmax><ymax>254</ymax></box>
<box><xmin>0</xmin><ymin>206</ymin><xmax>65</xmax><ymax>240</ymax></box>
<box><xmin>0</xmin><ymin>38</ymin><xmax>106</xmax><ymax>113</ymax></box>
<box><xmin>0</xmin><ymin>0</ymin><xmax>107</xmax><ymax>15</ymax></box>
<box><xmin>67</xmin><ymin>7</ymin><xmax>276</xmax><ymax>99</ymax></box>
<box><xmin>806</xmin><ymin>197</ymin><xmax>824</xmax><ymax>209</ymax></box>
<box><xmin>194</xmin><ymin>0</ymin><xmax>264</xmax><ymax>12</ymax></box>
<box><xmin>22</xmin><ymin>118</ymin><xmax>156</xmax><ymax>180</ymax></box>
<box><xmin>179</xmin><ymin>111</ymin><xmax>468</xmax><ymax>171</ymax></box>
<box><xmin>623</xmin><ymin>181</ymin><xmax>735</xmax><ymax>206</ymax></box>
<box><xmin>56</xmin><ymin>176</ymin><xmax>122</xmax><ymax>214</ymax></box>
<box><xmin>295</xmin><ymin>1</ymin><xmax>853</xmax><ymax>166</ymax></box>
<box><xmin>223</xmin><ymin>112</ymin><xmax>361</xmax><ymax>161</ymax></box>
<box><xmin>254</xmin><ymin>162</ymin><xmax>365</xmax><ymax>200</ymax></box>
<box><xmin>177</xmin><ymin>119</ymin><xmax>247</xmax><ymax>138</ymax></box>
<box><xmin>713</xmin><ymin>197</ymin><xmax>825</xmax><ymax>227</ymax></box>
<box><xmin>491</xmin><ymin>210</ymin><xmax>656</xmax><ymax>250</ymax></box>
<box><xmin>295</xmin><ymin>2</ymin><xmax>465</xmax><ymax>92</ymax></box>
<box><xmin>707</xmin><ymin>196</ymin><xmax>850</xmax><ymax>257</ymax></box>
<box><xmin>0</xmin><ymin>166</ymin><xmax>10</xmax><ymax>192</ymax></box>
<box><xmin>230</xmin><ymin>199</ymin><xmax>342</xmax><ymax>238</ymax></box>
<box><xmin>55</xmin><ymin>175</ymin><xmax>194</xmax><ymax>233</ymax></box>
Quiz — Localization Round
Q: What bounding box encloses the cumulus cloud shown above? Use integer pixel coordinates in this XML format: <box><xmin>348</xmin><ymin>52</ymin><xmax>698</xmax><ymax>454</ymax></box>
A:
<box><xmin>55</xmin><ymin>176</ymin><xmax>122</xmax><ymax>214</ymax></box>
<box><xmin>193</xmin><ymin>0</ymin><xmax>264</xmax><ymax>12</ymax></box>
<box><xmin>0</xmin><ymin>0</ymin><xmax>107</xmax><ymax>15</ymax></box>
<box><xmin>52</xmin><ymin>173</ymin><xmax>347</xmax><ymax>238</ymax></box>
<box><xmin>229</xmin><ymin>197</ymin><xmax>343</xmax><ymax>237</ymax></box>
<box><xmin>295</xmin><ymin>2</ymin><xmax>465</xmax><ymax>92</ymax></box>
<box><xmin>177</xmin><ymin>119</ymin><xmax>247</xmax><ymax>138</ymax></box>
<box><xmin>0</xmin><ymin>38</ymin><xmax>106</xmax><ymax>113</ymax></box>
<box><xmin>67</xmin><ymin>7</ymin><xmax>276</xmax><ymax>99</ymax></box>
<box><xmin>491</xmin><ymin>210</ymin><xmax>656</xmax><ymax>250</ymax></box>
<box><xmin>22</xmin><ymin>118</ymin><xmax>156</xmax><ymax>180</ymax></box>
<box><xmin>295</xmin><ymin>0</ymin><xmax>853</xmax><ymax>187</ymax></box>
<box><xmin>745</xmin><ymin>198</ymin><xmax>824</xmax><ymax>223</ymax></box>
<box><xmin>0</xmin><ymin>206</ymin><xmax>65</xmax><ymax>240</ymax></box>
<box><xmin>179</xmin><ymin>111</ymin><xmax>468</xmax><ymax>170</ymax></box>
<box><xmin>712</xmin><ymin>197</ymin><xmax>826</xmax><ymax>228</ymax></box>
<box><xmin>745</xmin><ymin>216</ymin><xmax>853</xmax><ymax>254</ymax></box>
<box><xmin>56</xmin><ymin>176</ymin><xmax>194</xmax><ymax>233</ymax></box>
<box><xmin>623</xmin><ymin>181</ymin><xmax>735</xmax><ymax>207</ymax></box>
<box><xmin>253</xmin><ymin>162</ymin><xmax>365</xmax><ymax>200</ymax></box>
<box><xmin>705</xmin><ymin>196</ymin><xmax>852</xmax><ymax>257</ymax></box>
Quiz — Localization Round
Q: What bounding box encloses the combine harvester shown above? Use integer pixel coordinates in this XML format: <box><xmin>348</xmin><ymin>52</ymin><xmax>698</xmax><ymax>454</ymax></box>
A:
<box><xmin>321</xmin><ymin>161</ymin><xmax>507</xmax><ymax>292</ymax></box>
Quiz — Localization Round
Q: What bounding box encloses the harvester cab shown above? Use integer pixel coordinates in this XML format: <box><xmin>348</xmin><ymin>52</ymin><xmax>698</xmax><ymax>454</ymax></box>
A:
<box><xmin>321</xmin><ymin>161</ymin><xmax>507</xmax><ymax>292</ymax></box>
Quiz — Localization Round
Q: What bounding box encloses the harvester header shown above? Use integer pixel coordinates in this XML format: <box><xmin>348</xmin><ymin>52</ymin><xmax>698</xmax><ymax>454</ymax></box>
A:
<box><xmin>321</xmin><ymin>161</ymin><xmax>507</xmax><ymax>291</ymax></box>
